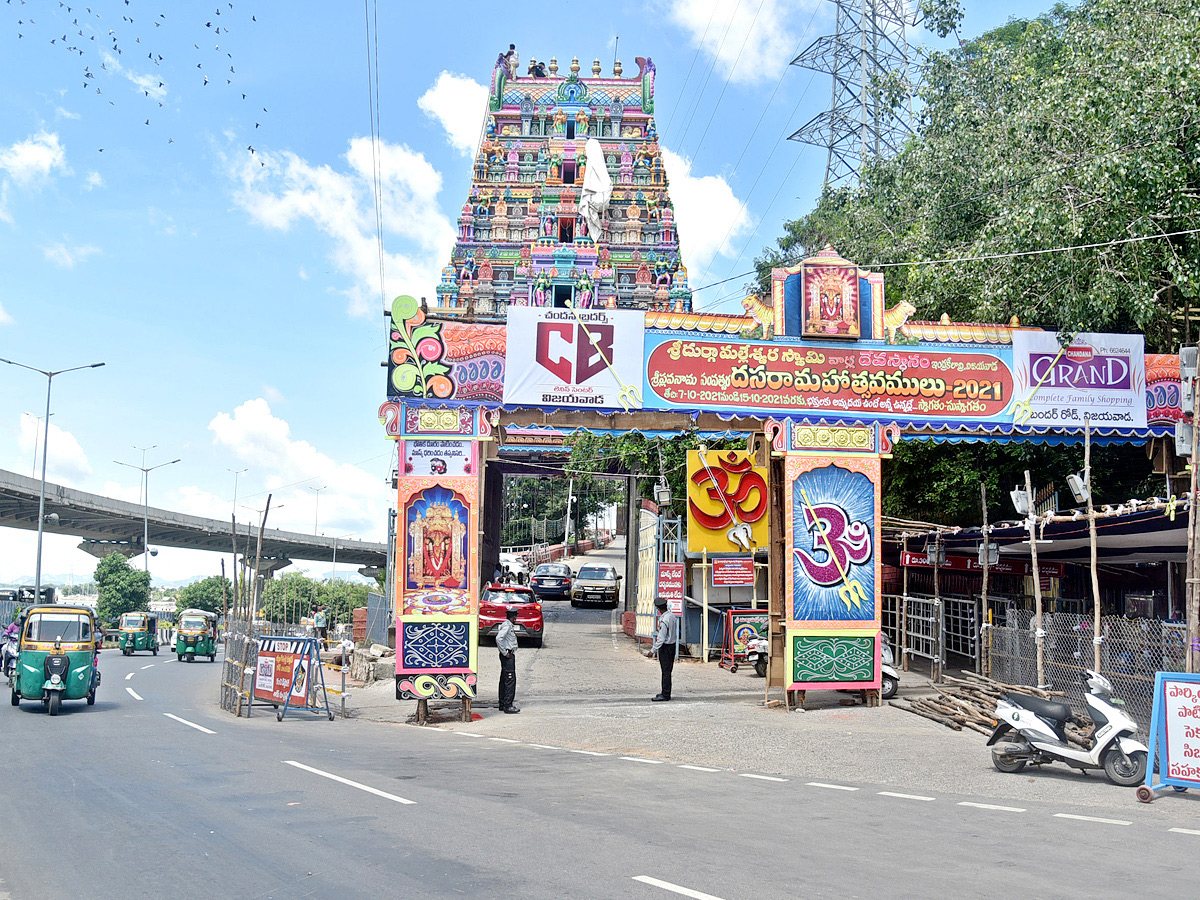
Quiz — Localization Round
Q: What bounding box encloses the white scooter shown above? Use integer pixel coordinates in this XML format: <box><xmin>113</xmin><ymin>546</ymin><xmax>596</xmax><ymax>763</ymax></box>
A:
<box><xmin>880</xmin><ymin>640</ymin><xmax>899</xmax><ymax>700</ymax></box>
<box><xmin>1</xmin><ymin>634</ymin><xmax>17</xmax><ymax>683</ymax></box>
<box><xmin>745</xmin><ymin>637</ymin><xmax>769</xmax><ymax>678</ymax></box>
<box><xmin>987</xmin><ymin>670</ymin><xmax>1148</xmax><ymax>786</ymax></box>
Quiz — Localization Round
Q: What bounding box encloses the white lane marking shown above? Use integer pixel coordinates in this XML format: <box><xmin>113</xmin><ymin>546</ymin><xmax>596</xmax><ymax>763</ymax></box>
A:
<box><xmin>569</xmin><ymin>749</ymin><xmax>609</xmax><ymax>756</ymax></box>
<box><xmin>878</xmin><ymin>791</ymin><xmax>936</xmax><ymax>802</ymax></box>
<box><xmin>1170</xmin><ymin>827</ymin><xmax>1200</xmax><ymax>836</ymax></box>
<box><xmin>529</xmin><ymin>744</ymin><xmax>563</xmax><ymax>750</ymax></box>
<box><xmin>633</xmin><ymin>875</ymin><xmax>726</xmax><ymax>900</ymax></box>
<box><xmin>679</xmin><ymin>765</ymin><xmax>721</xmax><ymax>772</ymax></box>
<box><xmin>163</xmin><ymin>713</ymin><xmax>215</xmax><ymax>734</ymax></box>
<box><xmin>1053</xmin><ymin>813</ymin><xmax>1130</xmax><ymax>826</ymax></box>
<box><xmin>620</xmin><ymin>756</ymin><xmax>664</xmax><ymax>764</ymax></box>
<box><xmin>141</xmin><ymin>664</ymin><xmax>154</xmax><ymax>669</ymax></box>
<box><xmin>125</xmin><ymin>673</ymin><xmax>134</xmax><ymax>681</ymax></box>
<box><xmin>740</xmin><ymin>773</ymin><xmax>787</xmax><ymax>782</ymax></box>
<box><xmin>125</xmin><ymin>687</ymin><xmax>143</xmax><ymax>701</ymax></box>
<box><xmin>959</xmin><ymin>801</ymin><xmax>1025</xmax><ymax>812</ymax></box>
<box><xmin>454</xmin><ymin>731</ymin><xmax>485</xmax><ymax>738</ymax></box>
<box><xmin>806</xmin><ymin>782</ymin><xmax>858</xmax><ymax>791</ymax></box>
<box><xmin>283</xmin><ymin>761</ymin><xmax>415</xmax><ymax>805</ymax></box>
<box><xmin>489</xmin><ymin>737</ymin><xmax>521</xmax><ymax>744</ymax></box>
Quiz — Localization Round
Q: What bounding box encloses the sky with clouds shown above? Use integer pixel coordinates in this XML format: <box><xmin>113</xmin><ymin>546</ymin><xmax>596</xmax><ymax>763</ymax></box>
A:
<box><xmin>0</xmin><ymin>0</ymin><xmax>1051</xmax><ymax>585</ymax></box>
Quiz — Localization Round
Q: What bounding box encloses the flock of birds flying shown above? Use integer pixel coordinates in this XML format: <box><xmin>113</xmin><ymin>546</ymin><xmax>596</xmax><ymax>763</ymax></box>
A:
<box><xmin>7</xmin><ymin>0</ymin><xmax>269</xmax><ymax>163</ymax></box>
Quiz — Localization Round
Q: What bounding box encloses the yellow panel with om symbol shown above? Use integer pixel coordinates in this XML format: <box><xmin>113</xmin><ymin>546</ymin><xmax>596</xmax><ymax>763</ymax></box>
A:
<box><xmin>686</xmin><ymin>450</ymin><xmax>770</xmax><ymax>554</ymax></box>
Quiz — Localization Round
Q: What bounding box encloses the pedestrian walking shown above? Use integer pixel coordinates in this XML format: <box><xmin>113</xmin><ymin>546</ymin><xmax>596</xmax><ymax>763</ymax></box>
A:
<box><xmin>651</xmin><ymin>596</ymin><xmax>678</xmax><ymax>701</ymax></box>
<box><xmin>496</xmin><ymin>606</ymin><xmax>520</xmax><ymax>713</ymax></box>
<box><xmin>314</xmin><ymin>605</ymin><xmax>328</xmax><ymax>642</ymax></box>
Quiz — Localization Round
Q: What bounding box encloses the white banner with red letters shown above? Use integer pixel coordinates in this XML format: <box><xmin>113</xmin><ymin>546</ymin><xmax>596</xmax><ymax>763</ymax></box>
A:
<box><xmin>503</xmin><ymin>307</ymin><xmax>645</xmax><ymax>409</ymax></box>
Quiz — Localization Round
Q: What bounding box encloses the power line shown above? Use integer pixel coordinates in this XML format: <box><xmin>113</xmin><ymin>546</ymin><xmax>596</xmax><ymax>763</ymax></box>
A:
<box><xmin>363</xmin><ymin>0</ymin><xmax>387</xmax><ymax>315</ymax></box>
<box><xmin>673</xmin><ymin>0</ymin><xmax>745</xmax><ymax>152</ymax></box>
<box><xmin>686</xmin><ymin>0</ymin><xmax>768</xmax><ymax>160</ymax></box>
<box><xmin>663</xmin><ymin>0</ymin><xmax>721</xmax><ymax>136</ymax></box>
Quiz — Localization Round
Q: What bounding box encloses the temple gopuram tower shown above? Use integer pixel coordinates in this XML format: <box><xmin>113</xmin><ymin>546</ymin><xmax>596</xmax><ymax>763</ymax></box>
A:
<box><xmin>433</xmin><ymin>53</ymin><xmax>691</xmax><ymax>316</ymax></box>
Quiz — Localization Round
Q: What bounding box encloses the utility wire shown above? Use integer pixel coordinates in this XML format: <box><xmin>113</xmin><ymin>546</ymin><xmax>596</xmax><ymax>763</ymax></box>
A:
<box><xmin>673</xmin><ymin>0</ymin><xmax>745</xmax><ymax>152</ymax></box>
<box><xmin>363</xmin><ymin>0</ymin><xmax>387</xmax><ymax>316</ymax></box>
<box><xmin>686</xmin><ymin>0</ymin><xmax>768</xmax><ymax>160</ymax></box>
<box><xmin>663</xmin><ymin>0</ymin><xmax>720</xmax><ymax>136</ymax></box>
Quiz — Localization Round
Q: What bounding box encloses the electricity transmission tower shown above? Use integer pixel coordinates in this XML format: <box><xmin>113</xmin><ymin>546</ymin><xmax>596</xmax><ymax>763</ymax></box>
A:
<box><xmin>789</xmin><ymin>0</ymin><xmax>920</xmax><ymax>188</ymax></box>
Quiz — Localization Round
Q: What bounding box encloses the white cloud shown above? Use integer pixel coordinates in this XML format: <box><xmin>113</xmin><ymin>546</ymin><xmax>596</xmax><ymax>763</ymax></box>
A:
<box><xmin>666</xmin><ymin>0</ymin><xmax>821</xmax><ymax>84</ymax></box>
<box><xmin>0</xmin><ymin>301</ymin><xmax>11</xmax><ymax>325</ymax></box>
<box><xmin>84</xmin><ymin>171</ymin><xmax>104</xmax><ymax>190</ymax></box>
<box><xmin>297</xmin><ymin>266</ymin><xmax>309</xmax><ymax>280</ymax></box>
<box><xmin>661</xmin><ymin>147</ymin><xmax>752</xmax><ymax>285</ymax></box>
<box><xmin>417</xmin><ymin>72</ymin><xmax>489</xmax><ymax>156</ymax></box>
<box><xmin>99</xmin><ymin>480</ymin><xmax>144</xmax><ymax>504</ymax></box>
<box><xmin>18</xmin><ymin>413</ymin><xmax>93</xmax><ymax>486</ymax></box>
<box><xmin>102</xmin><ymin>52</ymin><xmax>167</xmax><ymax>101</ymax></box>
<box><xmin>207</xmin><ymin>399</ymin><xmax>387</xmax><ymax>540</ymax></box>
<box><xmin>41</xmin><ymin>241</ymin><xmax>101</xmax><ymax>269</ymax></box>
<box><xmin>55</xmin><ymin>106</ymin><xmax>81</xmax><ymax>121</ymax></box>
<box><xmin>262</xmin><ymin>385</ymin><xmax>285</xmax><ymax>403</ymax></box>
<box><xmin>0</xmin><ymin>131</ymin><xmax>68</xmax><ymax>185</ymax></box>
<box><xmin>230</xmin><ymin>137</ymin><xmax>455</xmax><ymax>317</ymax></box>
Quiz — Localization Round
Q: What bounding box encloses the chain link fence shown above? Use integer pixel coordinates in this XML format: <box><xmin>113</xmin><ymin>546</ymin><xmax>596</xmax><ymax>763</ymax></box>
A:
<box><xmin>986</xmin><ymin>611</ymin><xmax>1184</xmax><ymax>731</ymax></box>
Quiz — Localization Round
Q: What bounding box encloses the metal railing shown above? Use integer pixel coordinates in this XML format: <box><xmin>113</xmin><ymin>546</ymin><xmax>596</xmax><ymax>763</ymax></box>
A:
<box><xmin>986</xmin><ymin>611</ymin><xmax>1183</xmax><ymax>731</ymax></box>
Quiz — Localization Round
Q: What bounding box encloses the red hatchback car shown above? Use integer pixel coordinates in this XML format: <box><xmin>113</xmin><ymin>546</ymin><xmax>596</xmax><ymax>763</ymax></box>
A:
<box><xmin>478</xmin><ymin>583</ymin><xmax>544</xmax><ymax>648</ymax></box>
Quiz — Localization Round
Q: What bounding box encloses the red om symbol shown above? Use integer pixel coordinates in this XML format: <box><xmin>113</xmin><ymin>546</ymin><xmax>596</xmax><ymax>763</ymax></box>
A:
<box><xmin>794</xmin><ymin>502</ymin><xmax>872</xmax><ymax>587</ymax></box>
<box><xmin>689</xmin><ymin>452</ymin><xmax>768</xmax><ymax>529</ymax></box>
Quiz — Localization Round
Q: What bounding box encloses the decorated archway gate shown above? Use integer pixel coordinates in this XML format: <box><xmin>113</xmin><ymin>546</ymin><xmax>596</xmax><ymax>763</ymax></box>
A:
<box><xmin>375</xmin><ymin>52</ymin><xmax>1170</xmax><ymax>715</ymax></box>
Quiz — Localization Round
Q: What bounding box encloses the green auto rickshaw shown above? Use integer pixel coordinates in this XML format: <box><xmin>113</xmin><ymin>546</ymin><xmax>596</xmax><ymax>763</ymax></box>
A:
<box><xmin>118</xmin><ymin>611</ymin><xmax>158</xmax><ymax>656</ymax></box>
<box><xmin>11</xmin><ymin>604</ymin><xmax>100</xmax><ymax>715</ymax></box>
<box><xmin>175</xmin><ymin>608</ymin><xmax>218</xmax><ymax>662</ymax></box>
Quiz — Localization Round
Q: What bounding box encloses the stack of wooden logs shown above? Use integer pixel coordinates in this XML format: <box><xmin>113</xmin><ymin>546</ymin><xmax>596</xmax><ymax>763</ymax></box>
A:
<box><xmin>891</xmin><ymin>673</ymin><xmax>1094</xmax><ymax>747</ymax></box>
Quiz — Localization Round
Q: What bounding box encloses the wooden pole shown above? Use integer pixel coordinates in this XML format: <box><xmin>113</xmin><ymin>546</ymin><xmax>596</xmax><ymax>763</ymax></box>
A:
<box><xmin>220</xmin><ymin>558</ymin><xmax>228</xmax><ymax>626</ymax></box>
<box><xmin>1085</xmin><ymin>416</ymin><xmax>1102</xmax><ymax>672</ymax></box>
<box><xmin>901</xmin><ymin>533</ymin><xmax>909</xmax><ymax>672</ymax></box>
<box><xmin>932</xmin><ymin>533</ymin><xmax>942</xmax><ymax>683</ymax></box>
<box><xmin>250</xmin><ymin>495</ymin><xmax>271</xmax><ymax>624</ymax></box>
<box><xmin>1026</xmin><ymin>469</ymin><xmax>1045</xmax><ymax>688</ymax></box>
<box><xmin>230</xmin><ymin>515</ymin><xmax>240</xmax><ymax>620</ymax></box>
<box><xmin>979</xmin><ymin>483</ymin><xmax>988</xmax><ymax>676</ymax></box>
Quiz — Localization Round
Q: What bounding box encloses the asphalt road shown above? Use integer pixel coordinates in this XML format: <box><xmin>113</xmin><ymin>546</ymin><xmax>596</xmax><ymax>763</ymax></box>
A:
<box><xmin>2</xmin><ymin>631</ymin><xmax>1198</xmax><ymax>900</ymax></box>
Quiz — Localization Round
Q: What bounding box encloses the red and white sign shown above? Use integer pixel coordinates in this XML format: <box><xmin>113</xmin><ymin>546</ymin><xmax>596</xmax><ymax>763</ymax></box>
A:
<box><xmin>253</xmin><ymin>637</ymin><xmax>312</xmax><ymax>705</ymax></box>
<box><xmin>657</xmin><ymin>562</ymin><xmax>685</xmax><ymax>616</ymax></box>
<box><xmin>1163</xmin><ymin>680</ymin><xmax>1200</xmax><ymax>786</ymax></box>
<box><xmin>712</xmin><ymin>557</ymin><xmax>756</xmax><ymax>587</ymax></box>
<box><xmin>899</xmin><ymin>551</ymin><xmax>1064</xmax><ymax>579</ymax></box>
<box><xmin>503</xmin><ymin>307</ymin><xmax>645</xmax><ymax>409</ymax></box>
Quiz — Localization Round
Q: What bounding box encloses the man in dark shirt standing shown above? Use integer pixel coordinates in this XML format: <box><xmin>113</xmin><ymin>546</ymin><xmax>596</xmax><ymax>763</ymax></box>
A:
<box><xmin>496</xmin><ymin>606</ymin><xmax>520</xmax><ymax>713</ymax></box>
<box><xmin>651</xmin><ymin>596</ymin><xmax>678</xmax><ymax>701</ymax></box>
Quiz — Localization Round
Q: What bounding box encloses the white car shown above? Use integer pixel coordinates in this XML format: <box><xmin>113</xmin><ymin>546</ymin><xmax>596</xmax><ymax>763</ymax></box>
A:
<box><xmin>498</xmin><ymin>552</ymin><xmax>529</xmax><ymax>579</ymax></box>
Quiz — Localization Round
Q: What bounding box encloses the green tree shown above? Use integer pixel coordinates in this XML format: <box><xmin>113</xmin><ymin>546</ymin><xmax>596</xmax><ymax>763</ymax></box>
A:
<box><xmin>176</xmin><ymin>576</ymin><xmax>231</xmax><ymax>616</ymax></box>
<box><xmin>94</xmin><ymin>552</ymin><xmax>150</xmax><ymax>624</ymax></box>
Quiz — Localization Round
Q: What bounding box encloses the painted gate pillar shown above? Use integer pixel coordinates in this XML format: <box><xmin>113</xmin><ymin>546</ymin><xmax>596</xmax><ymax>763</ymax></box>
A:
<box><xmin>379</xmin><ymin>399</ymin><xmax>487</xmax><ymax>703</ymax></box>
<box><xmin>775</xmin><ymin>421</ymin><xmax>896</xmax><ymax>697</ymax></box>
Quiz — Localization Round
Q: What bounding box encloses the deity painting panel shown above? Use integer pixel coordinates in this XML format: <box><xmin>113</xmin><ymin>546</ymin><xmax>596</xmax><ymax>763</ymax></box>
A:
<box><xmin>801</xmin><ymin>263</ymin><xmax>860</xmax><ymax>340</ymax></box>
<box><xmin>405</xmin><ymin>485</ymin><xmax>469</xmax><ymax>592</ymax></box>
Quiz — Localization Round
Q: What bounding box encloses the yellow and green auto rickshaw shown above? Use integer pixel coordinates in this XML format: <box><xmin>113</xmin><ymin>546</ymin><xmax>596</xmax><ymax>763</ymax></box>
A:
<box><xmin>118</xmin><ymin>611</ymin><xmax>158</xmax><ymax>656</ymax></box>
<box><xmin>10</xmin><ymin>604</ymin><xmax>100</xmax><ymax>715</ymax></box>
<box><xmin>175</xmin><ymin>608</ymin><xmax>218</xmax><ymax>662</ymax></box>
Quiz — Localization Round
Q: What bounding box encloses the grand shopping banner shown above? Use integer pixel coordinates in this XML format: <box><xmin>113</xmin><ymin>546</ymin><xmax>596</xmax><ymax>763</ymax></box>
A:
<box><xmin>1011</xmin><ymin>331</ymin><xmax>1146</xmax><ymax>429</ymax></box>
<box><xmin>642</xmin><ymin>335</ymin><xmax>1015</xmax><ymax>423</ymax></box>
<box><xmin>503</xmin><ymin>307</ymin><xmax>645</xmax><ymax>409</ymax></box>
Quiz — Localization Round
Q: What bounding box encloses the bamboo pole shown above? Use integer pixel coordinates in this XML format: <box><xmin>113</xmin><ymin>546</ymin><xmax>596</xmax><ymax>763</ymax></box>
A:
<box><xmin>230</xmin><ymin>515</ymin><xmax>240</xmax><ymax>617</ymax></box>
<box><xmin>250</xmin><ymin>494</ymin><xmax>271</xmax><ymax>624</ymax></box>
<box><xmin>1190</xmin><ymin>409</ymin><xmax>1200</xmax><ymax>674</ymax></box>
<box><xmin>979</xmin><ymin>483</ymin><xmax>988</xmax><ymax>676</ymax></box>
<box><xmin>701</xmin><ymin>549</ymin><xmax>709</xmax><ymax>663</ymax></box>
<box><xmin>1026</xmin><ymin>470</ymin><xmax>1045</xmax><ymax>688</ymax></box>
<box><xmin>932</xmin><ymin>533</ymin><xmax>942</xmax><ymax>683</ymax></box>
<box><xmin>1085</xmin><ymin>416</ymin><xmax>1102</xmax><ymax>671</ymax></box>
<box><xmin>901</xmin><ymin>533</ymin><xmax>909</xmax><ymax>672</ymax></box>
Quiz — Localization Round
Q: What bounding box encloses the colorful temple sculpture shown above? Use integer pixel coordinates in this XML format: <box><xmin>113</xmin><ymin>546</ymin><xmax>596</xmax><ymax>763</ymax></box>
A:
<box><xmin>434</xmin><ymin>54</ymin><xmax>691</xmax><ymax>316</ymax></box>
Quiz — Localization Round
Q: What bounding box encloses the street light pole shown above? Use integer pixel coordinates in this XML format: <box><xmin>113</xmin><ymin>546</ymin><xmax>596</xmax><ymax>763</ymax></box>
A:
<box><xmin>227</xmin><ymin>467</ymin><xmax>247</xmax><ymax>516</ymax></box>
<box><xmin>1</xmin><ymin>357</ymin><xmax>105</xmax><ymax>605</ymax></box>
<box><xmin>115</xmin><ymin>456</ymin><xmax>181</xmax><ymax>575</ymax></box>
<box><xmin>310</xmin><ymin>484</ymin><xmax>326</xmax><ymax>535</ymax></box>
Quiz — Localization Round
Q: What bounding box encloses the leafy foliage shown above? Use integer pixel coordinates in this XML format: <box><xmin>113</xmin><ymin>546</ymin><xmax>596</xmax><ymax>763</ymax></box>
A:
<box><xmin>754</xmin><ymin>0</ymin><xmax>1200</xmax><ymax>352</ymax></box>
<box><xmin>94</xmin><ymin>553</ymin><xmax>150</xmax><ymax>624</ymax></box>
<box><xmin>175</xmin><ymin>576</ymin><xmax>231</xmax><ymax>616</ymax></box>
<box><xmin>256</xmin><ymin>572</ymin><xmax>371</xmax><ymax>627</ymax></box>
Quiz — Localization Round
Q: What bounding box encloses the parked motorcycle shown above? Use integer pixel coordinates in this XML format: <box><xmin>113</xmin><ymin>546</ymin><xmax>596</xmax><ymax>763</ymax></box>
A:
<box><xmin>987</xmin><ymin>670</ymin><xmax>1148</xmax><ymax>786</ymax></box>
<box><xmin>745</xmin><ymin>637</ymin><xmax>769</xmax><ymax>678</ymax></box>
<box><xmin>880</xmin><ymin>640</ymin><xmax>899</xmax><ymax>700</ymax></box>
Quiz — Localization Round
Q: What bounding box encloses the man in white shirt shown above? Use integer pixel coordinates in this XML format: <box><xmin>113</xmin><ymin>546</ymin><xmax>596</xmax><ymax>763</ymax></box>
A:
<box><xmin>651</xmin><ymin>596</ymin><xmax>678</xmax><ymax>701</ymax></box>
<box><xmin>496</xmin><ymin>606</ymin><xmax>520</xmax><ymax>713</ymax></box>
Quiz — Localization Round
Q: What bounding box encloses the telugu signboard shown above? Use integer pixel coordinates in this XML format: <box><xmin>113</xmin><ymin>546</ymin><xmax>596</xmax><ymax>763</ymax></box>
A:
<box><xmin>1011</xmin><ymin>331</ymin><xmax>1146</xmax><ymax>429</ymax></box>
<box><xmin>503</xmin><ymin>307</ymin><xmax>645</xmax><ymax>409</ymax></box>
<box><xmin>254</xmin><ymin>637</ymin><xmax>313</xmax><ymax>706</ymax></box>
<box><xmin>643</xmin><ymin>336</ymin><xmax>1015</xmax><ymax>423</ymax></box>
<box><xmin>899</xmin><ymin>551</ymin><xmax>1065</xmax><ymax>579</ymax></box>
<box><xmin>401</xmin><ymin>440</ymin><xmax>476</xmax><ymax>477</ymax></box>
<box><xmin>1147</xmin><ymin>672</ymin><xmax>1200</xmax><ymax>791</ymax></box>
<box><xmin>656</xmin><ymin>562</ymin><xmax>685</xmax><ymax>616</ymax></box>
<box><xmin>712</xmin><ymin>557</ymin><xmax>756</xmax><ymax>587</ymax></box>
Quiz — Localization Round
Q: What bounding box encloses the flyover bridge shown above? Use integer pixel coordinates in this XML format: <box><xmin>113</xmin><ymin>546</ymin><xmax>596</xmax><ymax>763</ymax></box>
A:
<box><xmin>0</xmin><ymin>468</ymin><xmax>386</xmax><ymax>576</ymax></box>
